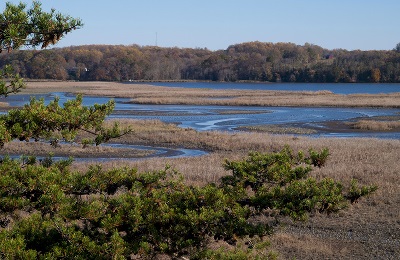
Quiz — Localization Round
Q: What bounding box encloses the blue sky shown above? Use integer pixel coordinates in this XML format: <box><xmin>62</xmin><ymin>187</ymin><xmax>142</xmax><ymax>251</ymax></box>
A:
<box><xmin>4</xmin><ymin>0</ymin><xmax>400</xmax><ymax>50</ymax></box>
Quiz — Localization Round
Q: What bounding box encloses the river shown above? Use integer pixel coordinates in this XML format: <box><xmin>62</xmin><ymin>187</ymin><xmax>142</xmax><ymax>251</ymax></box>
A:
<box><xmin>2</xmin><ymin>85</ymin><xmax>400</xmax><ymax>139</ymax></box>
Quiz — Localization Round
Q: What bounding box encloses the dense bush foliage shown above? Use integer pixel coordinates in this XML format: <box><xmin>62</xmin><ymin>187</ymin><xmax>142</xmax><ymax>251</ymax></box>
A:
<box><xmin>2</xmin><ymin>41</ymin><xmax>400</xmax><ymax>83</ymax></box>
<box><xmin>0</xmin><ymin>147</ymin><xmax>377</xmax><ymax>258</ymax></box>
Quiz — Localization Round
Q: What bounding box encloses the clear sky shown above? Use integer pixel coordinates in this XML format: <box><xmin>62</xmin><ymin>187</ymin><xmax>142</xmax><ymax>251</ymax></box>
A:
<box><xmin>4</xmin><ymin>0</ymin><xmax>400</xmax><ymax>51</ymax></box>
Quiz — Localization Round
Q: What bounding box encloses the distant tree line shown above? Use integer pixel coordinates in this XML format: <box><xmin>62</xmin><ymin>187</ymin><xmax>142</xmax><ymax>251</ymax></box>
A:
<box><xmin>1</xmin><ymin>41</ymin><xmax>400</xmax><ymax>83</ymax></box>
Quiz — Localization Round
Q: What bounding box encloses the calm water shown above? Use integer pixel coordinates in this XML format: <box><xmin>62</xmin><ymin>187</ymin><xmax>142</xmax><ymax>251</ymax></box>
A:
<box><xmin>136</xmin><ymin>82</ymin><xmax>400</xmax><ymax>94</ymax></box>
<box><xmin>4</xmin><ymin>92</ymin><xmax>400</xmax><ymax>139</ymax></box>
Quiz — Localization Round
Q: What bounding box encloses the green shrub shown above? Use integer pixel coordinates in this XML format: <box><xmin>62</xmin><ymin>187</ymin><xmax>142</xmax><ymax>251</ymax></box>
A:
<box><xmin>0</xmin><ymin>147</ymin><xmax>377</xmax><ymax>258</ymax></box>
<box><xmin>308</xmin><ymin>147</ymin><xmax>330</xmax><ymax>168</ymax></box>
<box><xmin>346</xmin><ymin>179</ymin><xmax>378</xmax><ymax>203</ymax></box>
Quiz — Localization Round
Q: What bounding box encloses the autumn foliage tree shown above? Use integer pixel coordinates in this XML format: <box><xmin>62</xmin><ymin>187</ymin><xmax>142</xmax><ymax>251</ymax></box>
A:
<box><xmin>3</xmin><ymin>41</ymin><xmax>400</xmax><ymax>83</ymax></box>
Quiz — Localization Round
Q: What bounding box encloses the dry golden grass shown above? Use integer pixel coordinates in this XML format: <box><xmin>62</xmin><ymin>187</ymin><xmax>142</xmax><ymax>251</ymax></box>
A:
<box><xmin>236</xmin><ymin>124</ymin><xmax>318</xmax><ymax>134</ymax></box>
<box><xmin>348</xmin><ymin>119</ymin><xmax>400</xmax><ymax>131</ymax></box>
<box><xmin>21</xmin><ymin>81</ymin><xmax>400</xmax><ymax>108</ymax></box>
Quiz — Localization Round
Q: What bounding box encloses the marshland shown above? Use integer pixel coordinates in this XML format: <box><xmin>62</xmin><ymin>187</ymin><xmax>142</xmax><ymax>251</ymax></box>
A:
<box><xmin>2</xmin><ymin>0</ymin><xmax>400</xmax><ymax>258</ymax></box>
<box><xmin>1</xmin><ymin>81</ymin><xmax>399</xmax><ymax>259</ymax></box>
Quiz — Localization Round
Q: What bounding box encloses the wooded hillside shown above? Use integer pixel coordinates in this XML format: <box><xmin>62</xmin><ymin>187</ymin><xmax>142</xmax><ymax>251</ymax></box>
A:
<box><xmin>1</xmin><ymin>41</ymin><xmax>400</xmax><ymax>83</ymax></box>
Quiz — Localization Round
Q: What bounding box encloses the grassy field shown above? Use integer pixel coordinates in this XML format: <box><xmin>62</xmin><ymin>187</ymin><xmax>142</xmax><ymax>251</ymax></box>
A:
<box><xmin>2</xmin><ymin>81</ymin><xmax>399</xmax><ymax>259</ymax></box>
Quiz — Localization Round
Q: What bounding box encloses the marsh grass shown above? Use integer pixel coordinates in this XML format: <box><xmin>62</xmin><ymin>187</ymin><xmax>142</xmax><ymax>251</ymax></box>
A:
<box><xmin>128</xmin><ymin>89</ymin><xmax>400</xmax><ymax>108</ymax></box>
<box><xmin>22</xmin><ymin>81</ymin><xmax>400</xmax><ymax>108</ymax></box>
<box><xmin>270</xmin><ymin>233</ymin><xmax>340</xmax><ymax>259</ymax></box>
<box><xmin>348</xmin><ymin>119</ymin><xmax>400</xmax><ymax>131</ymax></box>
<box><xmin>236</xmin><ymin>124</ymin><xmax>318</xmax><ymax>134</ymax></box>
